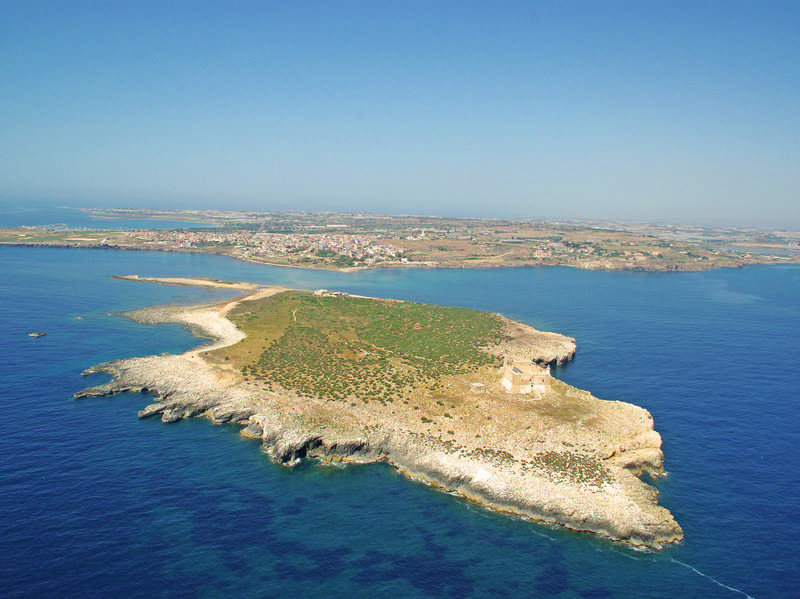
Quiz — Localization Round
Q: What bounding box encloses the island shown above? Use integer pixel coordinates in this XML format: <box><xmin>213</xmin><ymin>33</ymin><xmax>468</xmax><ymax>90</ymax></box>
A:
<box><xmin>75</xmin><ymin>276</ymin><xmax>683</xmax><ymax>549</ymax></box>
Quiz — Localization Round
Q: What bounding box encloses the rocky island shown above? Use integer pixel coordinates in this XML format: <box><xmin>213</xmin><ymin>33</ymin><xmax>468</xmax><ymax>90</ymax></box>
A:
<box><xmin>75</xmin><ymin>277</ymin><xmax>682</xmax><ymax>549</ymax></box>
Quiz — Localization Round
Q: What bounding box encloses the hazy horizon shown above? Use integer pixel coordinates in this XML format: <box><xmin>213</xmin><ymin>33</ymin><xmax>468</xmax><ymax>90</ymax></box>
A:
<box><xmin>5</xmin><ymin>200</ymin><xmax>797</xmax><ymax>233</ymax></box>
<box><xmin>2</xmin><ymin>1</ymin><xmax>798</xmax><ymax>228</ymax></box>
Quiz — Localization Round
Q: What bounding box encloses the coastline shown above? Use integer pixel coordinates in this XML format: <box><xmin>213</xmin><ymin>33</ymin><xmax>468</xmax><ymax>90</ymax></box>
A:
<box><xmin>0</xmin><ymin>235</ymin><xmax>781</xmax><ymax>273</ymax></box>
<box><xmin>111</xmin><ymin>274</ymin><xmax>262</xmax><ymax>290</ymax></box>
<box><xmin>75</xmin><ymin>276</ymin><xmax>683</xmax><ymax>549</ymax></box>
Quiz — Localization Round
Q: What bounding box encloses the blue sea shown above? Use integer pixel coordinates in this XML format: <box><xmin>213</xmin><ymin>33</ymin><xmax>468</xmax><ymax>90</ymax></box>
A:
<box><xmin>0</xmin><ymin>205</ymin><xmax>215</xmax><ymax>229</ymax></box>
<box><xmin>1</xmin><ymin>246</ymin><xmax>798</xmax><ymax>598</ymax></box>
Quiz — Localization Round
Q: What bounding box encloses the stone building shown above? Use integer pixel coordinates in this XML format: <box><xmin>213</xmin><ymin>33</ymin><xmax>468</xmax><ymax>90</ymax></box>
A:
<box><xmin>500</xmin><ymin>359</ymin><xmax>551</xmax><ymax>395</ymax></box>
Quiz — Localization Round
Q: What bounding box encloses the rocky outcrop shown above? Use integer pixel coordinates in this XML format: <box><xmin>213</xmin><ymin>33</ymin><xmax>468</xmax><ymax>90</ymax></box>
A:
<box><xmin>495</xmin><ymin>316</ymin><xmax>576</xmax><ymax>365</ymax></box>
<box><xmin>75</xmin><ymin>286</ymin><xmax>682</xmax><ymax>549</ymax></box>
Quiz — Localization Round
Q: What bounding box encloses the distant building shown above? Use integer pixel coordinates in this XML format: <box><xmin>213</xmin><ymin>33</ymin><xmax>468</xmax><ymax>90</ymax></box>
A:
<box><xmin>500</xmin><ymin>359</ymin><xmax>551</xmax><ymax>395</ymax></box>
<box><xmin>313</xmin><ymin>289</ymin><xmax>349</xmax><ymax>297</ymax></box>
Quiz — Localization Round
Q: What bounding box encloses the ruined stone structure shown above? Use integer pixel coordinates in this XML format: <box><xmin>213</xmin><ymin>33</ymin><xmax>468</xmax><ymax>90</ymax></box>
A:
<box><xmin>500</xmin><ymin>359</ymin><xmax>551</xmax><ymax>395</ymax></box>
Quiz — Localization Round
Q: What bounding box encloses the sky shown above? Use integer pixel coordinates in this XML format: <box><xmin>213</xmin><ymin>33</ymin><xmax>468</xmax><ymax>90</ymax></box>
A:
<box><xmin>1</xmin><ymin>1</ymin><xmax>798</xmax><ymax>227</ymax></box>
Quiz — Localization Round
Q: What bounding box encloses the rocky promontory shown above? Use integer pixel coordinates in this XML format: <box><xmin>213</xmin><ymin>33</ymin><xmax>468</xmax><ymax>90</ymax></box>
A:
<box><xmin>75</xmin><ymin>278</ymin><xmax>682</xmax><ymax>548</ymax></box>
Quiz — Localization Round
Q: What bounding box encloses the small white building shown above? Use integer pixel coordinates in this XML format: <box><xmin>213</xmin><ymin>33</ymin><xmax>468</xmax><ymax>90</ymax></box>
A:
<box><xmin>500</xmin><ymin>359</ymin><xmax>551</xmax><ymax>395</ymax></box>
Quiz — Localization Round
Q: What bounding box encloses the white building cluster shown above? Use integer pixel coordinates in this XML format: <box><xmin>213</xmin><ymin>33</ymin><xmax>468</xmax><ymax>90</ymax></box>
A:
<box><xmin>124</xmin><ymin>229</ymin><xmax>406</xmax><ymax>264</ymax></box>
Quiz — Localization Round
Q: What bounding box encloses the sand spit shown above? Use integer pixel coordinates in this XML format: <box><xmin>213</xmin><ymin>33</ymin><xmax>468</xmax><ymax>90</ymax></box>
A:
<box><xmin>112</xmin><ymin>274</ymin><xmax>261</xmax><ymax>291</ymax></box>
<box><xmin>76</xmin><ymin>281</ymin><xmax>682</xmax><ymax>549</ymax></box>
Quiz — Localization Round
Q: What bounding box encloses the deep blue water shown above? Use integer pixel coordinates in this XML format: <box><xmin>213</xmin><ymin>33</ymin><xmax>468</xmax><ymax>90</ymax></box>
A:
<box><xmin>0</xmin><ymin>205</ymin><xmax>215</xmax><ymax>229</ymax></box>
<box><xmin>2</xmin><ymin>246</ymin><xmax>798</xmax><ymax>598</ymax></box>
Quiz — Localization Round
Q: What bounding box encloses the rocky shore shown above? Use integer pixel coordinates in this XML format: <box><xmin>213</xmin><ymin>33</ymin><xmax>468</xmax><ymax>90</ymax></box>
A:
<box><xmin>75</xmin><ymin>281</ymin><xmax>682</xmax><ymax>549</ymax></box>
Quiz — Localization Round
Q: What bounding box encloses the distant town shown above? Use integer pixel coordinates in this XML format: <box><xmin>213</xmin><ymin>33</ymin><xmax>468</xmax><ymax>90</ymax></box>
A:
<box><xmin>126</xmin><ymin>228</ymin><xmax>407</xmax><ymax>267</ymax></box>
<box><xmin>2</xmin><ymin>207</ymin><xmax>799</xmax><ymax>272</ymax></box>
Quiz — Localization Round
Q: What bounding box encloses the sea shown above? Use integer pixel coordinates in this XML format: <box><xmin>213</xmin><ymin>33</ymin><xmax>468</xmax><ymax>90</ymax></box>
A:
<box><xmin>0</xmin><ymin>205</ymin><xmax>216</xmax><ymax>230</ymax></box>
<box><xmin>1</xmin><ymin>216</ymin><xmax>799</xmax><ymax>598</ymax></box>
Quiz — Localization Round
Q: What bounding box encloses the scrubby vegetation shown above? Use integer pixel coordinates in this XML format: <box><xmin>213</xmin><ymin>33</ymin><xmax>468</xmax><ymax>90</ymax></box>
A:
<box><xmin>524</xmin><ymin>451</ymin><xmax>613</xmax><ymax>487</ymax></box>
<box><xmin>221</xmin><ymin>291</ymin><xmax>507</xmax><ymax>403</ymax></box>
<box><xmin>207</xmin><ymin>291</ymin><xmax>631</xmax><ymax>493</ymax></box>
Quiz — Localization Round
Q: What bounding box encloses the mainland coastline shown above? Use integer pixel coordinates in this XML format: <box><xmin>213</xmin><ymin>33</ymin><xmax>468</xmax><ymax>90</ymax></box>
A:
<box><xmin>5</xmin><ymin>208</ymin><xmax>800</xmax><ymax>273</ymax></box>
<box><xmin>75</xmin><ymin>276</ymin><xmax>683</xmax><ymax>549</ymax></box>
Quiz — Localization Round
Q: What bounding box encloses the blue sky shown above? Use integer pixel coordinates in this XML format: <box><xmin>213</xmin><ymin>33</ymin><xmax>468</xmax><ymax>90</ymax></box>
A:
<box><xmin>1</xmin><ymin>1</ymin><xmax>798</xmax><ymax>227</ymax></box>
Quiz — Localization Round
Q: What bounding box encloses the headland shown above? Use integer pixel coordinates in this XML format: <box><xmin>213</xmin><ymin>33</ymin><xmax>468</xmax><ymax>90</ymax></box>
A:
<box><xmin>75</xmin><ymin>275</ymin><xmax>683</xmax><ymax>548</ymax></box>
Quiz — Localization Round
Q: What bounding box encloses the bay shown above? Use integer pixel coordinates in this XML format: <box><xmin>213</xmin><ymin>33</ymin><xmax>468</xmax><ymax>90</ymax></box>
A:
<box><xmin>0</xmin><ymin>205</ymin><xmax>215</xmax><ymax>230</ymax></box>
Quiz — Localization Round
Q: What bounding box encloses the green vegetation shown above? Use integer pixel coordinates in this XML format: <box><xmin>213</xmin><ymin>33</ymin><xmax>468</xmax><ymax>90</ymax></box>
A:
<box><xmin>221</xmin><ymin>291</ymin><xmax>507</xmax><ymax>403</ymax></box>
<box><xmin>524</xmin><ymin>451</ymin><xmax>613</xmax><ymax>487</ymax></box>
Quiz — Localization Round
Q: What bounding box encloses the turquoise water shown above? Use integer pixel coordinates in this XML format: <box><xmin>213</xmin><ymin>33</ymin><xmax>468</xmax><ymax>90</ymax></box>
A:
<box><xmin>2</xmin><ymin>246</ymin><xmax>798</xmax><ymax>598</ymax></box>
